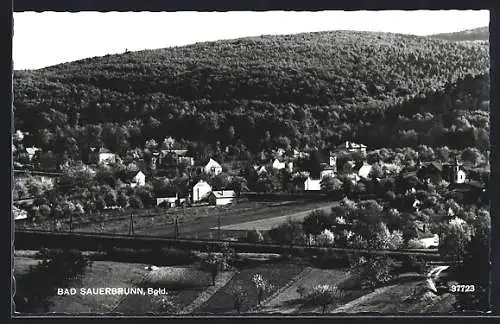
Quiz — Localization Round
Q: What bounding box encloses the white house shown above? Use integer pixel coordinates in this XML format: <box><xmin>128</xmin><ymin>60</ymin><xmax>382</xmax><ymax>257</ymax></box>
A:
<box><xmin>192</xmin><ymin>180</ymin><xmax>213</xmax><ymax>202</ymax></box>
<box><xmin>358</xmin><ymin>163</ymin><xmax>373</xmax><ymax>180</ymax></box>
<box><xmin>25</xmin><ymin>146</ymin><xmax>41</xmax><ymax>161</ymax></box>
<box><xmin>13</xmin><ymin>205</ymin><xmax>28</xmax><ymax>221</ymax></box>
<box><xmin>335</xmin><ymin>141</ymin><xmax>367</xmax><ymax>155</ymax></box>
<box><xmin>304</xmin><ymin>177</ymin><xmax>322</xmax><ymax>191</ymax></box>
<box><xmin>96</xmin><ymin>148</ymin><xmax>117</xmax><ymax>165</ymax></box>
<box><xmin>272</xmin><ymin>159</ymin><xmax>286</xmax><ymax>170</ymax></box>
<box><xmin>204</xmin><ymin>158</ymin><xmax>223</xmax><ymax>176</ymax></box>
<box><xmin>130</xmin><ymin>171</ymin><xmax>146</xmax><ymax>188</ymax></box>
<box><xmin>209</xmin><ymin>190</ymin><xmax>236</xmax><ymax>206</ymax></box>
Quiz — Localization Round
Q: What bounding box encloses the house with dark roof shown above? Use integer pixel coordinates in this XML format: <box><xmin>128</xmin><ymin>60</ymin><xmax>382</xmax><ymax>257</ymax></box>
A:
<box><xmin>417</xmin><ymin>162</ymin><xmax>443</xmax><ymax>184</ymax></box>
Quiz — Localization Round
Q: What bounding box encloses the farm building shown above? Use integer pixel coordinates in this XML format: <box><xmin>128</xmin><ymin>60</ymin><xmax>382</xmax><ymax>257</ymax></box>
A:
<box><xmin>304</xmin><ymin>177</ymin><xmax>321</xmax><ymax>191</ymax></box>
<box><xmin>209</xmin><ymin>190</ymin><xmax>236</xmax><ymax>206</ymax></box>
<box><xmin>192</xmin><ymin>180</ymin><xmax>212</xmax><ymax>202</ymax></box>
<box><xmin>156</xmin><ymin>194</ymin><xmax>187</xmax><ymax>208</ymax></box>
<box><xmin>156</xmin><ymin>196</ymin><xmax>177</xmax><ymax>208</ymax></box>
<box><xmin>204</xmin><ymin>158</ymin><xmax>223</xmax><ymax>176</ymax></box>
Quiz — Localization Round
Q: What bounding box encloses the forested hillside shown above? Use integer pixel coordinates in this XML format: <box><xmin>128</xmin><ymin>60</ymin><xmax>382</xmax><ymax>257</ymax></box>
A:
<box><xmin>13</xmin><ymin>30</ymin><xmax>490</xmax><ymax>161</ymax></box>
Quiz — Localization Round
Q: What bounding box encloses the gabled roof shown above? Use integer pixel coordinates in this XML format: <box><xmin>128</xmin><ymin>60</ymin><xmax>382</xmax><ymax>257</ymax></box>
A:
<box><xmin>123</xmin><ymin>170</ymin><xmax>145</xmax><ymax>181</ymax></box>
<box><xmin>422</xmin><ymin>161</ymin><xmax>443</xmax><ymax>172</ymax></box>
<box><xmin>211</xmin><ymin>190</ymin><xmax>236</xmax><ymax>199</ymax></box>
<box><xmin>205</xmin><ymin>158</ymin><xmax>221</xmax><ymax>168</ymax></box>
<box><xmin>193</xmin><ymin>179</ymin><xmax>212</xmax><ymax>187</ymax></box>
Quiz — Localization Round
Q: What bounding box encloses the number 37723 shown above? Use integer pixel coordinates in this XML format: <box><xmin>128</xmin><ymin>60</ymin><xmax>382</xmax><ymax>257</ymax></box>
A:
<box><xmin>449</xmin><ymin>284</ymin><xmax>476</xmax><ymax>293</ymax></box>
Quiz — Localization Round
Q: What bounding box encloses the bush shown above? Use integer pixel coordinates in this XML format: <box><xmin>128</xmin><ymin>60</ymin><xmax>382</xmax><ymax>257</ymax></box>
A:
<box><xmin>269</xmin><ymin>219</ymin><xmax>305</xmax><ymax>245</ymax></box>
<box><xmin>245</xmin><ymin>229</ymin><xmax>264</xmax><ymax>243</ymax></box>
<box><xmin>298</xmin><ymin>284</ymin><xmax>343</xmax><ymax>314</ymax></box>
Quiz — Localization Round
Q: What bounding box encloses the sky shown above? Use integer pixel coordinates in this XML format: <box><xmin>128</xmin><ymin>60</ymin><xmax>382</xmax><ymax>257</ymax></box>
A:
<box><xmin>13</xmin><ymin>10</ymin><xmax>489</xmax><ymax>70</ymax></box>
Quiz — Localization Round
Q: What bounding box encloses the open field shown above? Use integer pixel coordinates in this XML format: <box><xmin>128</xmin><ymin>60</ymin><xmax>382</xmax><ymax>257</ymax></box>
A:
<box><xmin>22</xmin><ymin>201</ymin><xmax>338</xmax><ymax>239</ymax></box>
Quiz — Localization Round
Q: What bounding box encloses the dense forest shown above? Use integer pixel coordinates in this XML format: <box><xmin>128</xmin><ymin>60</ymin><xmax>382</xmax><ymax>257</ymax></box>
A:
<box><xmin>13</xmin><ymin>30</ymin><xmax>490</xmax><ymax>162</ymax></box>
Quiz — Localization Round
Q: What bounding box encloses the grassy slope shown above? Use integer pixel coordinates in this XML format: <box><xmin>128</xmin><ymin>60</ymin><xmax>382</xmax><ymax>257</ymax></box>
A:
<box><xmin>427</xmin><ymin>27</ymin><xmax>489</xmax><ymax>42</ymax></box>
<box><xmin>194</xmin><ymin>261</ymin><xmax>305</xmax><ymax>314</ymax></box>
<box><xmin>259</xmin><ymin>267</ymin><xmax>349</xmax><ymax>314</ymax></box>
<box><xmin>331</xmin><ymin>281</ymin><xmax>456</xmax><ymax>314</ymax></box>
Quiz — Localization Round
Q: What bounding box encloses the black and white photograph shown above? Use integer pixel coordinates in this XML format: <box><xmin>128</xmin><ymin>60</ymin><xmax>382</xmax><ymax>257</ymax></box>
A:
<box><xmin>12</xmin><ymin>10</ymin><xmax>491</xmax><ymax>315</ymax></box>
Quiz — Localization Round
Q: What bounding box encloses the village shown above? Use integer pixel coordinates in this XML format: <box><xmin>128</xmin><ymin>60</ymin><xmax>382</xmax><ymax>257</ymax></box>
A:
<box><xmin>13</xmin><ymin>130</ymin><xmax>488</xmax><ymax>247</ymax></box>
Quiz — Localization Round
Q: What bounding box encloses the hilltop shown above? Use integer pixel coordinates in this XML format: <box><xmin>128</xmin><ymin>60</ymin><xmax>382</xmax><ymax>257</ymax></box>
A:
<box><xmin>13</xmin><ymin>30</ymin><xmax>490</xmax><ymax>158</ymax></box>
<box><xmin>427</xmin><ymin>26</ymin><xmax>489</xmax><ymax>42</ymax></box>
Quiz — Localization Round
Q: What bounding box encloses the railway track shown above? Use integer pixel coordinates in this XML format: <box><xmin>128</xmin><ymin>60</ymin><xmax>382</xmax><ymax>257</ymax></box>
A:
<box><xmin>15</xmin><ymin>229</ymin><xmax>445</xmax><ymax>260</ymax></box>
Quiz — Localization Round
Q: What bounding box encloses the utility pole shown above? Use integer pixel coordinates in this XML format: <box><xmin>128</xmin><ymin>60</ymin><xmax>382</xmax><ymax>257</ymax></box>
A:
<box><xmin>174</xmin><ymin>216</ymin><xmax>179</xmax><ymax>239</ymax></box>
<box><xmin>128</xmin><ymin>212</ymin><xmax>134</xmax><ymax>236</ymax></box>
